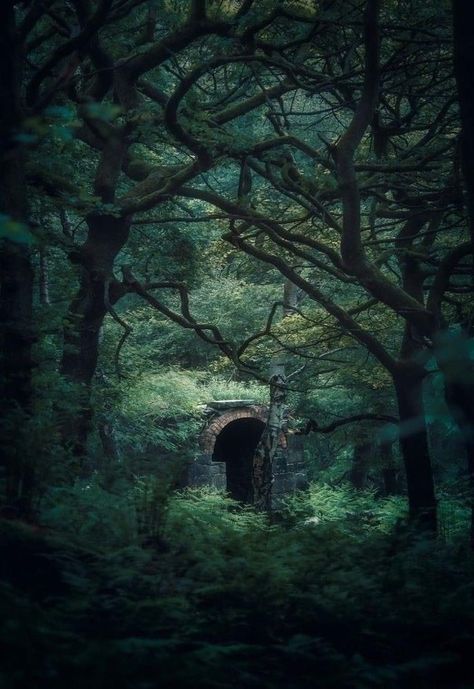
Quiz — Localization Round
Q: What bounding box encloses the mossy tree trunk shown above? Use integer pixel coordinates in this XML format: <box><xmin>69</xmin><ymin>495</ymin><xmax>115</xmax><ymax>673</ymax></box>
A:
<box><xmin>60</xmin><ymin>213</ymin><xmax>131</xmax><ymax>467</ymax></box>
<box><xmin>394</xmin><ymin>364</ymin><xmax>437</xmax><ymax>532</ymax></box>
<box><xmin>252</xmin><ymin>366</ymin><xmax>287</xmax><ymax>512</ymax></box>
<box><xmin>0</xmin><ymin>4</ymin><xmax>35</xmax><ymax>517</ymax></box>
<box><xmin>451</xmin><ymin>0</ymin><xmax>474</xmax><ymax>547</ymax></box>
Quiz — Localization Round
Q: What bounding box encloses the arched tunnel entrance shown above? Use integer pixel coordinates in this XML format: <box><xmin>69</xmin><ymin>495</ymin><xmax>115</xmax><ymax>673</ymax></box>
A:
<box><xmin>212</xmin><ymin>418</ymin><xmax>265</xmax><ymax>503</ymax></box>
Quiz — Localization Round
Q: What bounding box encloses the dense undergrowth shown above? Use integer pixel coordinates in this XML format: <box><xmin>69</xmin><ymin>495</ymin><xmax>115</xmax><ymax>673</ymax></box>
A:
<box><xmin>1</xmin><ymin>484</ymin><xmax>473</xmax><ymax>689</ymax></box>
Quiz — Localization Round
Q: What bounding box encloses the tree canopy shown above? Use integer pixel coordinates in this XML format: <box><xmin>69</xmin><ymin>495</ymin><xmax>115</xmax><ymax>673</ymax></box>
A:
<box><xmin>1</xmin><ymin>1</ymin><xmax>474</xmax><ymax>687</ymax></box>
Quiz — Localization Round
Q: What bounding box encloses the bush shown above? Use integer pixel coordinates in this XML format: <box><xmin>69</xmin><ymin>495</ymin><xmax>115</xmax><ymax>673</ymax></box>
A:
<box><xmin>281</xmin><ymin>482</ymin><xmax>407</xmax><ymax>534</ymax></box>
<box><xmin>2</xmin><ymin>485</ymin><xmax>474</xmax><ymax>689</ymax></box>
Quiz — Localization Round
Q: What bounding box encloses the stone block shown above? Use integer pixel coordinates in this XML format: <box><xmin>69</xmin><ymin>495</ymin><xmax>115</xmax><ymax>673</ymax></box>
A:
<box><xmin>287</xmin><ymin>434</ymin><xmax>304</xmax><ymax>450</ymax></box>
<box><xmin>196</xmin><ymin>452</ymin><xmax>212</xmax><ymax>465</ymax></box>
<box><xmin>209</xmin><ymin>462</ymin><xmax>226</xmax><ymax>490</ymax></box>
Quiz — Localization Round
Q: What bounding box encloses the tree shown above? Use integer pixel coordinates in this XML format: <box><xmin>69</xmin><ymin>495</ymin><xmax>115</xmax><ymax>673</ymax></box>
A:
<box><xmin>21</xmin><ymin>0</ymin><xmax>307</xmax><ymax>460</ymax></box>
<box><xmin>169</xmin><ymin>0</ymin><xmax>470</xmax><ymax>529</ymax></box>
<box><xmin>0</xmin><ymin>2</ymin><xmax>36</xmax><ymax>515</ymax></box>
<box><xmin>3</xmin><ymin>0</ymin><xmax>471</xmax><ymax>528</ymax></box>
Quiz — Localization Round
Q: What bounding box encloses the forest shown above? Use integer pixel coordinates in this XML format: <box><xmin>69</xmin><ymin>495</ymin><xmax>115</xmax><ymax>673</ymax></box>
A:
<box><xmin>1</xmin><ymin>0</ymin><xmax>474</xmax><ymax>687</ymax></box>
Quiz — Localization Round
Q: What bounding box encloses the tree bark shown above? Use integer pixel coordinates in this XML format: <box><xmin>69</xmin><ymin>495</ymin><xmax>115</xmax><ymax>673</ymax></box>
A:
<box><xmin>0</xmin><ymin>4</ymin><xmax>36</xmax><ymax>517</ymax></box>
<box><xmin>60</xmin><ymin>213</ymin><xmax>131</xmax><ymax>465</ymax></box>
<box><xmin>252</xmin><ymin>280</ymin><xmax>295</xmax><ymax>511</ymax></box>
<box><xmin>252</xmin><ymin>367</ymin><xmax>287</xmax><ymax>511</ymax></box>
<box><xmin>393</xmin><ymin>212</ymin><xmax>437</xmax><ymax>529</ymax></box>
<box><xmin>349</xmin><ymin>442</ymin><xmax>370</xmax><ymax>489</ymax></box>
<box><xmin>443</xmin><ymin>370</ymin><xmax>474</xmax><ymax>548</ymax></box>
<box><xmin>452</xmin><ymin>0</ymin><xmax>474</xmax><ymax>250</ymax></box>
<box><xmin>451</xmin><ymin>0</ymin><xmax>474</xmax><ymax>548</ymax></box>
<box><xmin>380</xmin><ymin>441</ymin><xmax>399</xmax><ymax>496</ymax></box>
<box><xmin>98</xmin><ymin>419</ymin><xmax>119</xmax><ymax>489</ymax></box>
<box><xmin>283</xmin><ymin>279</ymin><xmax>299</xmax><ymax>316</ymax></box>
<box><xmin>38</xmin><ymin>247</ymin><xmax>50</xmax><ymax>306</ymax></box>
<box><xmin>394</xmin><ymin>365</ymin><xmax>437</xmax><ymax>532</ymax></box>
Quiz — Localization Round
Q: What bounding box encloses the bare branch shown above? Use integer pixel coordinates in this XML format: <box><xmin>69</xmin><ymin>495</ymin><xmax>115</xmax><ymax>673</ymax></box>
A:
<box><xmin>301</xmin><ymin>413</ymin><xmax>399</xmax><ymax>435</ymax></box>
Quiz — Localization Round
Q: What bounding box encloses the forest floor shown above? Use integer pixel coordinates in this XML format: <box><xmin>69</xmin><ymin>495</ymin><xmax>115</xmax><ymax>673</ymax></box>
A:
<box><xmin>1</xmin><ymin>486</ymin><xmax>474</xmax><ymax>689</ymax></box>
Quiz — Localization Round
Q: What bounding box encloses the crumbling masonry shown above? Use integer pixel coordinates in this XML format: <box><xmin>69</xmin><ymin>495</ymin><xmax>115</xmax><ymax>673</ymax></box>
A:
<box><xmin>188</xmin><ymin>400</ymin><xmax>307</xmax><ymax>506</ymax></box>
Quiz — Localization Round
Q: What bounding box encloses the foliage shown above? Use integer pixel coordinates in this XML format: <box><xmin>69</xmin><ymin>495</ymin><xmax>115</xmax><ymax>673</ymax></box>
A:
<box><xmin>282</xmin><ymin>483</ymin><xmax>407</xmax><ymax>534</ymax></box>
<box><xmin>2</xmin><ymin>486</ymin><xmax>474</xmax><ymax>688</ymax></box>
<box><xmin>1</xmin><ymin>0</ymin><xmax>473</xmax><ymax>687</ymax></box>
<box><xmin>41</xmin><ymin>477</ymin><xmax>137</xmax><ymax>549</ymax></box>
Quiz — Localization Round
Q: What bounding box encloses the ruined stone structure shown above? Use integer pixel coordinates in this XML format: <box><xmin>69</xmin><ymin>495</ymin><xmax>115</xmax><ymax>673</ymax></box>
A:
<box><xmin>188</xmin><ymin>400</ymin><xmax>307</xmax><ymax>506</ymax></box>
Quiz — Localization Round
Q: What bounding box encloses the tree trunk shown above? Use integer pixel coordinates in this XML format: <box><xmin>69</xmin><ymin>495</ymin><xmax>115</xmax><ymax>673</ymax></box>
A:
<box><xmin>450</xmin><ymin>2</ymin><xmax>474</xmax><ymax>545</ymax></box>
<box><xmin>253</xmin><ymin>279</ymin><xmax>293</xmax><ymax>511</ymax></box>
<box><xmin>394</xmin><ymin>366</ymin><xmax>437</xmax><ymax>532</ymax></box>
<box><xmin>0</xmin><ymin>4</ymin><xmax>36</xmax><ymax>517</ymax></box>
<box><xmin>38</xmin><ymin>247</ymin><xmax>50</xmax><ymax>306</ymax></box>
<box><xmin>349</xmin><ymin>442</ymin><xmax>370</xmax><ymax>489</ymax></box>
<box><xmin>432</xmin><ymin>326</ymin><xmax>474</xmax><ymax>546</ymax></box>
<box><xmin>98</xmin><ymin>419</ymin><xmax>119</xmax><ymax>489</ymax></box>
<box><xmin>283</xmin><ymin>279</ymin><xmax>299</xmax><ymax>316</ymax></box>
<box><xmin>252</xmin><ymin>367</ymin><xmax>287</xmax><ymax>511</ymax></box>
<box><xmin>392</xmin><ymin>216</ymin><xmax>437</xmax><ymax>529</ymax></box>
<box><xmin>60</xmin><ymin>213</ymin><xmax>131</xmax><ymax>466</ymax></box>
<box><xmin>452</xmin><ymin>0</ymin><xmax>474</xmax><ymax>250</ymax></box>
<box><xmin>443</xmin><ymin>375</ymin><xmax>474</xmax><ymax>548</ymax></box>
<box><xmin>60</xmin><ymin>276</ymin><xmax>103</xmax><ymax>468</ymax></box>
<box><xmin>380</xmin><ymin>441</ymin><xmax>399</xmax><ymax>496</ymax></box>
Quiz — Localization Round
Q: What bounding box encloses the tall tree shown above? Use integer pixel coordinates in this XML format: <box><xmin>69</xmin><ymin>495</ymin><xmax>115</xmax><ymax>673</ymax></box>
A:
<box><xmin>0</xmin><ymin>2</ymin><xmax>35</xmax><ymax>515</ymax></box>
<box><xmin>8</xmin><ymin>0</ymin><xmax>472</xmax><ymax>532</ymax></box>
<box><xmin>170</xmin><ymin>0</ymin><xmax>470</xmax><ymax>529</ymax></box>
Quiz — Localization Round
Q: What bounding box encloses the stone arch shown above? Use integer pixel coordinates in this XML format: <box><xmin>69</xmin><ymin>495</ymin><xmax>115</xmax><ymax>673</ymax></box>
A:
<box><xmin>189</xmin><ymin>402</ymin><xmax>304</xmax><ymax>506</ymax></box>
<box><xmin>199</xmin><ymin>405</ymin><xmax>287</xmax><ymax>455</ymax></box>
<box><xmin>199</xmin><ymin>406</ymin><xmax>267</xmax><ymax>454</ymax></box>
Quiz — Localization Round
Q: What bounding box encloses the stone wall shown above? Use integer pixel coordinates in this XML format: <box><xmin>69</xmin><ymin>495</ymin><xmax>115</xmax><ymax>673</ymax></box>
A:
<box><xmin>272</xmin><ymin>434</ymin><xmax>308</xmax><ymax>503</ymax></box>
<box><xmin>187</xmin><ymin>401</ymin><xmax>307</xmax><ymax>507</ymax></box>
<box><xmin>188</xmin><ymin>451</ymin><xmax>226</xmax><ymax>490</ymax></box>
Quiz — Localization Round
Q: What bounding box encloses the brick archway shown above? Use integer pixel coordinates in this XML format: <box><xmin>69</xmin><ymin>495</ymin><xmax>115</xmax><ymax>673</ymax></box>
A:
<box><xmin>200</xmin><ymin>406</ymin><xmax>267</xmax><ymax>454</ymax></box>
<box><xmin>199</xmin><ymin>405</ymin><xmax>286</xmax><ymax>455</ymax></box>
<box><xmin>190</xmin><ymin>403</ymin><xmax>304</xmax><ymax>505</ymax></box>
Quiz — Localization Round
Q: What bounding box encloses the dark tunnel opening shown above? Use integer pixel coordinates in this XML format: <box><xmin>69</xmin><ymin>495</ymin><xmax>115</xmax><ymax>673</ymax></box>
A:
<box><xmin>212</xmin><ymin>418</ymin><xmax>265</xmax><ymax>503</ymax></box>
